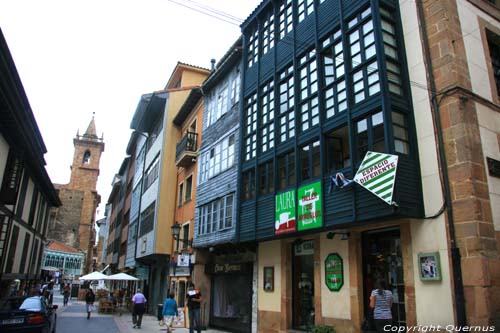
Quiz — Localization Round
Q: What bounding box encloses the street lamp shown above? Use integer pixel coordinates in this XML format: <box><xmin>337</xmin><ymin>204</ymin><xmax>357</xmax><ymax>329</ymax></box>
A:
<box><xmin>171</xmin><ymin>222</ymin><xmax>193</xmax><ymax>247</ymax></box>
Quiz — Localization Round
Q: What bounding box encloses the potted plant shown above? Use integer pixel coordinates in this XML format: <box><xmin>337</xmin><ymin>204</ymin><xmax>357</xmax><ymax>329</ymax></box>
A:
<box><xmin>311</xmin><ymin>325</ymin><xmax>336</xmax><ymax>333</ymax></box>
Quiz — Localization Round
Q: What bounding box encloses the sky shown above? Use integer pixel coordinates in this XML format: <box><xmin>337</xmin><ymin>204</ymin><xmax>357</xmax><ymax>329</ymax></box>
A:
<box><xmin>0</xmin><ymin>0</ymin><xmax>261</xmax><ymax>219</ymax></box>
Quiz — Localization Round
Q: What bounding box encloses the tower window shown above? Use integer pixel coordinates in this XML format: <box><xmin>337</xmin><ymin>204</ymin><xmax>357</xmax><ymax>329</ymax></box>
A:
<box><xmin>83</xmin><ymin>150</ymin><xmax>91</xmax><ymax>164</ymax></box>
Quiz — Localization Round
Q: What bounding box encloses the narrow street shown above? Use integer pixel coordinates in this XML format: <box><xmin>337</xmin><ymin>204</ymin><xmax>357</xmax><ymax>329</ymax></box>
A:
<box><xmin>52</xmin><ymin>287</ymin><xmax>228</xmax><ymax>333</ymax></box>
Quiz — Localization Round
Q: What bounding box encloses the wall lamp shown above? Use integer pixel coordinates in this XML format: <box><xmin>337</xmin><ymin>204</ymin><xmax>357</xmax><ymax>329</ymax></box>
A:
<box><xmin>171</xmin><ymin>222</ymin><xmax>193</xmax><ymax>246</ymax></box>
<box><xmin>326</xmin><ymin>231</ymin><xmax>350</xmax><ymax>240</ymax></box>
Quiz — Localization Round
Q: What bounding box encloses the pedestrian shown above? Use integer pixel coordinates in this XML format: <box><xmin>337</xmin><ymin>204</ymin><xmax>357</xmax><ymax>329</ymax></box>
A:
<box><xmin>47</xmin><ymin>281</ymin><xmax>54</xmax><ymax>305</ymax></box>
<box><xmin>85</xmin><ymin>288</ymin><xmax>96</xmax><ymax>319</ymax></box>
<box><xmin>186</xmin><ymin>283</ymin><xmax>202</xmax><ymax>333</ymax></box>
<box><xmin>369</xmin><ymin>278</ymin><xmax>393</xmax><ymax>333</ymax></box>
<box><xmin>162</xmin><ymin>292</ymin><xmax>178</xmax><ymax>333</ymax></box>
<box><xmin>63</xmin><ymin>284</ymin><xmax>70</xmax><ymax>306</ymax></box>
<box><xmin>131</xmin><ymin>288</ymin><xmax>147</xmax><ymax>329</ymax></box>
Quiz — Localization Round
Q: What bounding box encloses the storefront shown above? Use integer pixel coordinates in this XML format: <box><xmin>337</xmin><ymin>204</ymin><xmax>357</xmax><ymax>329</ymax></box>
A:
<box><xmin>205</xmin><ymin>261</ymin><xmax>253</xmax><ymax>333</ymax></box>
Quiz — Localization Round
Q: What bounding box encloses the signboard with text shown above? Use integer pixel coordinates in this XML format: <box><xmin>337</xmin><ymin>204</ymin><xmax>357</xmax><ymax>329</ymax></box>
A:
<box><xmin>275</xmin><ymin>189</ymin><xmax>296</xmax><ymax>235</ymax></box>
<box><xmin>297</xmin><ymin>181</ymin><xmax>322</xmax><ymax>231</ymax></box>
<box><xmin>325</xmin><ymin>253</ymin><xmax>343</xmax><ymax>291</ymax></box>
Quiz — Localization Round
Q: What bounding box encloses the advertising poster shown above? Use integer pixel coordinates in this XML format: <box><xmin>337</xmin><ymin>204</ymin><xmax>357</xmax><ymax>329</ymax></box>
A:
<box><xmin>297</xmin><ymin>181</ymin><xmax>322</xmax><ymax>231</ymax></box>
<box><xmin>275</xmin><ymin>189</ymin><xmax>296</xmax><ymax>235</ymax></box>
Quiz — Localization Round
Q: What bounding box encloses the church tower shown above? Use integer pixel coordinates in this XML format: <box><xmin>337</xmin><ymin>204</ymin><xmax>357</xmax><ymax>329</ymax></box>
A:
<box><xmin>70</xmin><ymin>116</ymin><xmax>104</xmax><ymax>273</ymax></box>
<box><xmin>49</xmin><ymin>116</ymin><xmax>105</xmax><ymax>274</ymax></box>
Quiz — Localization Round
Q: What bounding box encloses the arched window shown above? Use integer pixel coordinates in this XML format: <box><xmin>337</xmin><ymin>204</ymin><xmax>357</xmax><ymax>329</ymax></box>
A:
<box><xmin>83</xmin><ymin>150</ymin><xmax>91</xmax><ymax>164</ymax></box>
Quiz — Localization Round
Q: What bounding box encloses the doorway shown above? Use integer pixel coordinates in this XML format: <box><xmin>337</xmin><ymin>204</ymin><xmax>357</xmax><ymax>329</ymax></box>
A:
<box><xmin>292</xmin><ymin>239</ymin><xmax>315</xmax><ymax>331</ymax></box>
<box><xmin>362</xmin><ymin>228</ymin><xmax>406</xmax><ymax>328</ymax></box>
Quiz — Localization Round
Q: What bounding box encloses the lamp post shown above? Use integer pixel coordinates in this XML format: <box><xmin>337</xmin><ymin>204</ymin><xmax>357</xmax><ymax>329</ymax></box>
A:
<box><xmin>171</xmin><ymin>222</ymin><xmax>192</xmax><ymax>249</ymax></box>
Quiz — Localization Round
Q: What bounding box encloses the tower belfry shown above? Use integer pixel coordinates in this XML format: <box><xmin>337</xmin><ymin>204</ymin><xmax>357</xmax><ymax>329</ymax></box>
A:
<box><xmin>50</xmin><ymin>116</ymin><xmax>105</xmax><ymax>274</ymax></box>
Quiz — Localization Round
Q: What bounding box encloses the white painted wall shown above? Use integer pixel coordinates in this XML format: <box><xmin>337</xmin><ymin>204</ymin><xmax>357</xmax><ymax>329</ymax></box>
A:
<box><xmin>320</xmin><ymin>232</ymin><xmax>350</xmax><ymax>319</ymax></box>
<box><xmin>257</xmin><ymin>240</ymin><xmax>281</xmax><ymax>312</ymax></box>
<box><xmin>400</xmin><ymin>0</ymin><xmax>454</xmax><ymax>325</ymax></box>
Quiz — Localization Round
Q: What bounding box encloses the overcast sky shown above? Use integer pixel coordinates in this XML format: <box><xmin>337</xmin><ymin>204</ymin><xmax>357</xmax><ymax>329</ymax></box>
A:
<box><xmin>0</xmin><ymin>0</ymin><xmax>261</xmax><ymax>219</ymax></box>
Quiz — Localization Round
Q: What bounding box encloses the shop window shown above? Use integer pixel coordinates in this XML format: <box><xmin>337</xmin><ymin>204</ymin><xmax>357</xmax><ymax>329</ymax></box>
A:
<box><xmin>278</xmin><ymin>150</ymin><xmax>295</xmax><ymax>190</ymax></box>
<box><xmin>259</xmin><ymin>161</ymin><xmax>274</xmax><ymax>195</ymax></box>
<box><xmin>326</xmin><ymin>126</ymin><xmax>350</xmax><ymax>172</ymax></box>
<box><xmin>260</xmin><ymin>80</ymin><xmax>275</xmax><ymax>153</ymax></box>
<box><xmin>242</xmin><ymin>169</ymin><xmax>256</xmax><ymax>201</ymax></box>
<box><xmin>299</xmin><ymin>140</ymin><xmax>321</xmax><ymax>182</ymax></box>
<box><xmin>279</xmin><ymin>65</ymin><xmax>295</xmax><ymax>143</ymax></box>
<box><xmin>356</xmin><ymin>111</ymin><xmax>385</xmax><ymax>162</ymax></box>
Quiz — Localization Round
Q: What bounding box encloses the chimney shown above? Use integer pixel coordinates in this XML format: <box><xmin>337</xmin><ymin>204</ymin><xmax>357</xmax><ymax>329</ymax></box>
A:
<box><xmin>210</xmin><ymin>59</ymin><xmax>216</xmax><ymax>70</ymax></box>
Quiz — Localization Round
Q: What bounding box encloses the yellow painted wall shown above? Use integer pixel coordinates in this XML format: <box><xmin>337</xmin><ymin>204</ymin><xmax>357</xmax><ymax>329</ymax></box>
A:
<box><xmin>320</xmin><ymin>232</ymin><xmax>351</xmax><ymax>320</ymax></box>
<box><xmin>258</xmin><ymin>240</ymin><xmax>281</xmax><ymax>312</ymax></box>
<box><xmin>155</xmin><ymin>66</ymin><xmax>209</xmax><ymax>255</ymax></box>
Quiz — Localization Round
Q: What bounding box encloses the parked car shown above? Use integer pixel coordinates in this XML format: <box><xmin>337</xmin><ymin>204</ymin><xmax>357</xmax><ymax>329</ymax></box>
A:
<box><xmin>0</xmin><ymin>296</ymin><xmax>57</xmax><ymax>333</ymax></box>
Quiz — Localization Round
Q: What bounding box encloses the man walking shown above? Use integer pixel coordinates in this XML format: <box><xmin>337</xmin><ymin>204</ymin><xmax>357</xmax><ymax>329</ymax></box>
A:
<box><xmin>132</xmin><ymin>288</ymin><xmax>147</xmax><ymax>329</ymax></box>
<box><xmin>186</xmin><ymin>283</ymin><xmax>202</xmax><ymax>333</ymax></box>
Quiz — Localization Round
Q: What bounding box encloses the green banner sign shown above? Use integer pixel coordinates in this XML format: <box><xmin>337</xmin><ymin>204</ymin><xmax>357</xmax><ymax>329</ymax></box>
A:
<box><xmin>297</xmin><ymin>181</ymin><xmax>322</xmax><ymax>231</ymax></box>
<box><xmin>325</xmin><ymin>253</ymin><xmax>343</xmax><ymax>291</ymax></box>
<box><xmin>275</xmin><ymin>189</ymin><xmax>296</xmax><ymax>235</ymax></box>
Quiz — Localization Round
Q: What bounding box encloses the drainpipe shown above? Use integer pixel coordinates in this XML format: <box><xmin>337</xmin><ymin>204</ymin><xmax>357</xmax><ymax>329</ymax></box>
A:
<box><xmin>416</xmin><ymin>0</ymin><xmax>466</xmax><ymax>326</ymax></box>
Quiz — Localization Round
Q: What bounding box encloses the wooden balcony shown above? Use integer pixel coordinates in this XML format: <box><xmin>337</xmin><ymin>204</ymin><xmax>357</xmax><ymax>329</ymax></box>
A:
<box><xmin>176</xmin><ymin>132</ymin><xmax>198</xmax><ymax>168</ymax></box>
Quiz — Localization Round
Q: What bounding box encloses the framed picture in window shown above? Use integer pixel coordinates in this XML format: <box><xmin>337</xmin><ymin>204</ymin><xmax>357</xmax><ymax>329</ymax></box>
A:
<box><xmin>418</xmin><ymin>252</ymin><xmax>441</xmax><ymax>281</ymax></box>
<box><xmin>263</xmin><ymin>266</ymin><xmax>274</xmax><ymax>292</ymax></box>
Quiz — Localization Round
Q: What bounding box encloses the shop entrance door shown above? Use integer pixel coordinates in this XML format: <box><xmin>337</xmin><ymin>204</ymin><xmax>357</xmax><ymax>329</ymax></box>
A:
<box><xmin>362</xmin><ymin>228</ymin><xmax>406</xmax><ymax>328</ymax></box>
<box><xmin>292</xmin><ymin>240</ymin><xmax>315</xmax><ymax>331</ymax></box>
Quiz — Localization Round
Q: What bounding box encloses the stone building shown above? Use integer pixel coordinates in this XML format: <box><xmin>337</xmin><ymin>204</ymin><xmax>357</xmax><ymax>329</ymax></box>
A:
<box><xmin>49</xmin><ymin>117</ymin><xmax>105</xmax><ymax>274</ymax></box>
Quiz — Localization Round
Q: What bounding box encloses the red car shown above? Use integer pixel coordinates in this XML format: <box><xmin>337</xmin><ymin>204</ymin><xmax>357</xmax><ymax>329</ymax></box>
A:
<box><xmin>0</xmin><ymin>296</ymin><xmax>57</xmax><ymax>333</ymax></box>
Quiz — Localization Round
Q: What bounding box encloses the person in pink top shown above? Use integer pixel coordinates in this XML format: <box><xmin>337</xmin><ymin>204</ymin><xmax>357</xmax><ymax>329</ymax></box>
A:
<box><xmin>132</xmin><ymin>288</ymin><xmax>147</xmax><ymax>329</ymax></box>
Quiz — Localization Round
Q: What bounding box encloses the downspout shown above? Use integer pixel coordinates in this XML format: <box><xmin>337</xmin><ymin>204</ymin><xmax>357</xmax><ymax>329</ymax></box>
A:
<box><xmin>416</xmin><ymin>0</ymin><xmax>466</xmax><ymax>326</ymax></box>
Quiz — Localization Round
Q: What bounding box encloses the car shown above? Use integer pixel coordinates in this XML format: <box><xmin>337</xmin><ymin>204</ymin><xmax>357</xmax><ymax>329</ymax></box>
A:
<box><xmin>0</xmin><ymin>296</ymin><xmax>57</xmax><ymax>333</ymax></box>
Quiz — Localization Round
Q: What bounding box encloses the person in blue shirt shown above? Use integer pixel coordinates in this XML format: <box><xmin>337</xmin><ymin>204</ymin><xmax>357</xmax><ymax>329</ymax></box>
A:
<box><xmin>162</xmin><ymin>292</ymin><xmax>179</xmax><ymax>333</ymax></box>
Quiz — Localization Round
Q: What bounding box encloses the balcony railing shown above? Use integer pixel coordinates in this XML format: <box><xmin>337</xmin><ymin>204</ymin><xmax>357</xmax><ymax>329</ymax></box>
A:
<box><xmin>175</xmin><ymin>132</ymin><xmax>198</xmax><ymax>168</ymax></box>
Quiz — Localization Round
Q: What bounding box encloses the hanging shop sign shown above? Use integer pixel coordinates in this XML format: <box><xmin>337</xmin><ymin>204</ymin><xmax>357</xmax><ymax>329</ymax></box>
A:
<box><xmin>297</xmin><ymin>181</ymin><xmax>322</xmax><ymax>231</ymax></box>
<box><xmin>329</xmin><ymin>151</ymin><xmax>399</xmax><ymax>206</ymax></box>
<box><xmin>275</xmin><ymin>189</ymin><xmax>296</xmax><ymax>235</ymax></box>
<box><xmin>354</xmin><ymin>151</ymin><xmax>398</xmax><ymax>205</ymax></box>
<box><xmin>177</xmin><ymin>254</ymin><xmax>190</xmax><ymax>267</ymax></box>
<box><xmin>325</xmin><ymin>253</ymin><xmax>344</xmax><ymax>292</ymax></box>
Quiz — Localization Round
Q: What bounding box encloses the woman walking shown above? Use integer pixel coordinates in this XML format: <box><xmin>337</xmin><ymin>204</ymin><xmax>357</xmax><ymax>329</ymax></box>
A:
<box><xmin>162</xmin><ymin>292</ymin><xmax>179</xmax><ymax>333</ymax></box>
<box><xmin>85</xmin><ymin>288</ymin><xmax>96</xmax><ymax>319</ymax></box>
<box><xmin>369</xmin><ymin>279</ymin><xmax>393</xmax><ymax>333</ymax></box>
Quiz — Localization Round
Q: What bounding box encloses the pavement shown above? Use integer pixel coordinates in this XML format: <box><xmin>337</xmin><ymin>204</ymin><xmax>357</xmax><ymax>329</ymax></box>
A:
<box><xmin>52</xmin><ymin>288</ymin><xmax>228</xmax><ymax>333</ymax></box>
